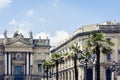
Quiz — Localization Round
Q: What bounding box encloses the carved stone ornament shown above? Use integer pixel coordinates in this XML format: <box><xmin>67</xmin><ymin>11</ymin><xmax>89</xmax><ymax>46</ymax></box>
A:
<box><xmin>13</xmin><ymin>31</ymin><xmax>24</xmax><ymax>39</ymax></box>
<box><xmin>16</xmin><ymin>53</ymin><xmax>22</xmax><ymax>60</ymax></box>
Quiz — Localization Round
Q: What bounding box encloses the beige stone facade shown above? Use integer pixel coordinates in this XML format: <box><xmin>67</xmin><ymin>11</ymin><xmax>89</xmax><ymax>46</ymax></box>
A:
<box><xmin>50</xmin><ymin>21</ymin><xmax>120</xmax><ymax>80</ymax></box>
<box><xmin>0</xmin><ymin>31</ymin><xmax>50</xmax><ymax>80</ymax></box>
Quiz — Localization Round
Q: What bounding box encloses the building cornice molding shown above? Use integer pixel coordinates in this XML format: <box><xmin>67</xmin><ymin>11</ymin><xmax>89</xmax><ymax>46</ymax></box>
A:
<box><xmin>51</xmin><ymin>29</ymin><xmax>120</xmax><ymax>52</ymax></box>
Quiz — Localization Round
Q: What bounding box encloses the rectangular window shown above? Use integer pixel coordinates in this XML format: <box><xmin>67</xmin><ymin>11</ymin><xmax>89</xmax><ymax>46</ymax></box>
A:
<box><xmin>106</xmin><ymin>53</ymin><xmax>111</xmax><ymax>61</ymax></box>
<box><xmin>38</xmin><ymin>64</ymin><xmax>42</xmax><ymax>72</ymax></box>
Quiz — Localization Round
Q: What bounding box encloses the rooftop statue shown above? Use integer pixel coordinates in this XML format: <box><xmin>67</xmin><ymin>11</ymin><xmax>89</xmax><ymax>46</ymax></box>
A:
<box><xmin>29</xmin><ymin>31</ymin><xmax>33</xmax><ymax>39</ymax></box>
<box><xmin>13</xmin><ymin>31</ymin><xmax>24</xmax><ymax>39</ymax></box>
<box><xmin>4</xmin><ymin>30</ymin><xmax>7</xmax><ymax>38</ymax></box>
<box><xmin>13</xmin><ymin>30</ymin><xmax>19</xmax><ymax>38</ymax></box>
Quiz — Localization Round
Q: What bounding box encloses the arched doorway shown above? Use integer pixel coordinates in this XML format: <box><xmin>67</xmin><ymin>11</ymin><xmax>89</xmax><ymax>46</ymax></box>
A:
<box><xmin>86</xmin><ymin>68</ymin><xmax>93</xmax><ymax>80</ymax></box>
<box><xmin>106</xmin><ymin>69</ymin><xmax>111</xmax><ymax>80</ymax></box>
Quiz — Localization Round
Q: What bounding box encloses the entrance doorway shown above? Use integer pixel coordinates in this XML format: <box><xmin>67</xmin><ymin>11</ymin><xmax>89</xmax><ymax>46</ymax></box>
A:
<box><xmin>14</xmin><ymin>66</ymin><xmax>23</xmax><ymax>80</ymax></box>
<box><xmin>14</xmin><ymin>66</ymin><xmax>23</xmax><ymax>74</ymax></box>
<box><xmin>106</xmin><ymin>69</ymin><xmax>111</xmax><ymax>80</ymax></box>
<box><xmin>86</xmin><ymin>68</ymin><xmax>93</xmax><ymax>80</ymax></box>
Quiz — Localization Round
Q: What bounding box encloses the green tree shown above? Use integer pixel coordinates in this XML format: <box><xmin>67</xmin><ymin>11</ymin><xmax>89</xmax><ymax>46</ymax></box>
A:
<box><xmin>43</xmin><ymin>60</ymin><xmax>53</xmax><ymax>80</ymax></box>
<box><xmin>50</xmin><ymin>53</ymin><xmax>64</xmax><ymax>80</ymax></box>
<box><xmin>69</xmin><ymin>44</ymin><xmax>82</xmax><ymax>80</ymax></box>
<box><xmin>86</xmin><ymin>32</ymin><xmax>114</xmax><ymax>80</ymax></box>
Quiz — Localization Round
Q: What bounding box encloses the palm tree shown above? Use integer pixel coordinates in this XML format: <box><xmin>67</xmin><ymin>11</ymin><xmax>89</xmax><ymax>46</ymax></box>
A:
<box><xmin>50</xmin><ymin>53</ymin><xmax>64</xmax><ymax>80</ymax></box>
<box><xmin>43</xmin><ymin>60</ymin><xmax>53</xmax><ymax>80</ymax></box>
<box><xmin>69</xmin><ymin>44</ymin><xmax>82</xmax><ymax>80</ymax></box>
<box><xmin>86</xmin><ymin>32</ymin><xmax>114</xmax><ymax>80</ymax></box>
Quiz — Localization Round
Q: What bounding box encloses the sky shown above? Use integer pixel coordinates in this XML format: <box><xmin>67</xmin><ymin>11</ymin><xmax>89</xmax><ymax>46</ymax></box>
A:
<box><xmin>0</xmin><ymin>0</ymin><xmax>120</xmax><ymax>46</ymax></box>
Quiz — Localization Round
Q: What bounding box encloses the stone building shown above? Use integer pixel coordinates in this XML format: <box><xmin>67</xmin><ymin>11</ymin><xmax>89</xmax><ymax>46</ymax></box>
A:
<box><xmin>0</xmin><ymin>31</ymin><xmax>50</xmax><ymax>80</ymax></box>
<box><xmin>50</xmin><ymin>21</ymin><xmax>120</xmax><ymax>80</ymax></box>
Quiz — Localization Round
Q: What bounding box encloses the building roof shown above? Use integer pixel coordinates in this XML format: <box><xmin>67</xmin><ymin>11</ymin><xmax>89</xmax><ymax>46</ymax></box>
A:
<box><xmin>51</xmin><ymin>21</ymin><xmax>120</xmax><ymax>52</ymax></box>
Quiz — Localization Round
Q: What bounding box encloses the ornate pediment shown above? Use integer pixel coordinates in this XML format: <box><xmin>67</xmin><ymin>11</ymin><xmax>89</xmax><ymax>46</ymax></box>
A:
<box><xmin>4</xmin><ymin>40</ymin><xmax>33</xmax><ymax>52</ymax></box>
<box><xmin>5</xmin><ymin>40</ymin><xmax>32</xmax><ymax>48</ymax></box>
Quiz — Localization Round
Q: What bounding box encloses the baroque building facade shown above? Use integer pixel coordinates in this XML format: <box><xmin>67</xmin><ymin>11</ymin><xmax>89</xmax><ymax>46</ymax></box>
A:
<box><xmin>0</xmin><ymin>31</ymin><xmax>50</xmax><ymax>80</ymax></box>
<box><xmin>50</xmin><ymin>21</ymin><xmax>120</xmax><ymax>80</ymax></box>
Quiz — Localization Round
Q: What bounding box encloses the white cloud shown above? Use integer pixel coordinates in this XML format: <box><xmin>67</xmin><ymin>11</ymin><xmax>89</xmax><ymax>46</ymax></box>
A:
<box><xmin>8</xmin><ymin>18</ymin><xmax>31</xmax><ymax>37</ymax></box>
<box><xmin>26</xmin><ymin>9</ymin><xmax>34</xmax><ymax>17</ymax></box>
<box><xmin>9</xmin><ymin>18</ymin><xmax>17</xmax><ymax>25</ymax></box>
<box><xmin>9</xmin><ymin>18</ymin><xmax>30</xmax><ymax>29</ymax></box>
<box><xmin>50</xmin><ymin>31</ymin><xmax>69</xmax><ymax>45</ymax></box>
<box><xmin>35</xmin><ymin>31</ymin><xmax>50</xmax><ymax>39</ymax></box>
<box><xmin>35</xmin><ymin>30</ymin><xmax>69</xmax><ymax>46</ymax></box>
<box><xmin>0</xmin><ymin>0</ymin><xmax>12</xmax><ymax>9</ymax></box>
<box><xmin>0</xmin><ymin>34</ymin><xmax>3</xmax><ymax>38</ymax></box>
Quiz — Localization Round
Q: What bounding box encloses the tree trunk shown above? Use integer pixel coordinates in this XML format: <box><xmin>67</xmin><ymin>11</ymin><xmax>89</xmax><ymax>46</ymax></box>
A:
<box><xmin>96</xmin><ymin>44</ymin><xmax>100</xmax><ymax>80</ymax></box>
<box><xmin>74</xmin><ymin>53</ymin><xmax>78</xmax><ymax>80</ymax></box>
<box><xmin>56</xmin><ymin>60</ymin><xmax>59</xmax><ymax>80</ymax></box>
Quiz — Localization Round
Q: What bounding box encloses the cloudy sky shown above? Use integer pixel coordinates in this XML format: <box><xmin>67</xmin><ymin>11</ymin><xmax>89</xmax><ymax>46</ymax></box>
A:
<box><xmin>0</xmin><ymin>0</ymin><xmax>120</xmax><ymax>46</ymax></box>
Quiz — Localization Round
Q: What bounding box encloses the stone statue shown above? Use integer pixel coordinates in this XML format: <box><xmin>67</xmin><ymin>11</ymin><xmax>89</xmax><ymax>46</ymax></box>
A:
<box><xmin>13</xmin><ymin>31</ymin><xmax>19</xmax><ymax>37</ymax></box>
<box><xmin>20</xmin><ymin>33</ymin><xmax>24</xmax><ymax>38</ymax></box>
<box><xmin>29</xmin><ymin>31</ymin><xmax>33</xmax><ymax>39</ymax></box>
<box><xmin>4</xmin><ymin>30</ymin><xmax>7</xmax><ymax>38</ymax></box>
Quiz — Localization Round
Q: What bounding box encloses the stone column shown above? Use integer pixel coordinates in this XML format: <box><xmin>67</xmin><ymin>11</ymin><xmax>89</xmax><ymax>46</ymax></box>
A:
<box><xmin>64</xmin><ymin>72</ymin><xmax>66</xmax><ymax>80</ymax></box>
<box><xmin>71</xmin><ymin>70</ymin><xmax>74</xmax><ymax>80</ymax></box>
<box><xmin>112</xmin><ymin>72</ymin><xmax>115</xmax><ymax>80</ymax></box>
<box><xmin>26</xmin><ymin>53</ymin><xmax>29</xmax><ymax>75</ymax></box>
<box><xmin>30</xmin><ymin>53</ymin><xmax>33</xmax><ymax>65</ymax></box>
<box><xmin>81</xmin><ymin>67</ymin><xmax>84</xmax><ymax>80</ymax></box>
<box><xmin>5</xmin><ymin>52</ymin><xmax>7</xmax><ymax>75</ymax></box>
<box><xmin>78</xmin><ymin>67</ymin><xmax>82</xmax><ymax>80</ymax></box>
<box><xmin>8</xmin><ymin>53</ymin><xmax>11</xmax><ymax>75</ymax></box>
<box><xmin>67</xmin><ymin>71</ymin><xmax>70</xmax><ymax>80</ymax></box>
<box><xmin>93</xmin><ymin>66</ymin><xmax>96</xmax><ymax>80</ymax></box>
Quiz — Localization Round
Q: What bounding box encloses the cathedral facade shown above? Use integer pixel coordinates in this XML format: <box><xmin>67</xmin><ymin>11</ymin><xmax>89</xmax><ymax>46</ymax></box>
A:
<box><xmin>0</xmin><ymin>31</ymin><xmax>50</xmax><ymax>80</ymax></box>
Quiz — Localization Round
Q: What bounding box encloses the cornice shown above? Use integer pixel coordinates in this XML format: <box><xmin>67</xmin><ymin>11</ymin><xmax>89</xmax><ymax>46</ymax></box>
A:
<box><xmin>51</xmin><ymin>29</ymin><xmax>120</xmax><ymax>52</ymax></box>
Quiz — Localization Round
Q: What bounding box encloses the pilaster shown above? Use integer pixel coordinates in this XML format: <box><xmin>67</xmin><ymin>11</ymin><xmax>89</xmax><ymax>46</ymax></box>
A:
<box><xmin>4</xmin><ymin>52</ymin><xmax>8</xmax><ymax>75</ymax></box>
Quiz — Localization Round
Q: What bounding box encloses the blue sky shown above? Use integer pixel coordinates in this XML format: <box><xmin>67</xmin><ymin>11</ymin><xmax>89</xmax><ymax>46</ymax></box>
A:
<box><xmin>0</xmin><ymin>0</ymin><xmax>120</xmax><ymax>45</ymax></box>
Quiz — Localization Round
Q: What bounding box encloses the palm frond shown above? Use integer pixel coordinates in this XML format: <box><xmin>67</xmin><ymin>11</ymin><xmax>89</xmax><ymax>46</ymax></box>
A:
<box><xmin>43</xmin><ymin>60</ymin><xmax>54</xmax><ymax>69</ymax></box>
<box><xmin>102</xmin><ymin>46</ymin><xmax>113</xmax><ymax>54</ymax></box>
<box><xmin>50</xmin><ymin>53</ymin><xmax>65</xmax><ymax>65</ymax></box>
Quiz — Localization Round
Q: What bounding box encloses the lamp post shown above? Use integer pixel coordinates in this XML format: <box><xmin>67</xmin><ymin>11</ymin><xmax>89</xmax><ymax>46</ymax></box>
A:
<box><xmin>30</xmin><ymin>65</ymin><xmax>33</xmax><ymax>80</ymax></box>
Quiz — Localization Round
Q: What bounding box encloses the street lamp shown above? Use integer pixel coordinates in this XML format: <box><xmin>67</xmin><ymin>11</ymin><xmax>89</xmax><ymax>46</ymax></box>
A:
<box><xmin>30</xmin><ymin>65</ymin><xmax>33</xmax><ymax>80</ymax></box>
